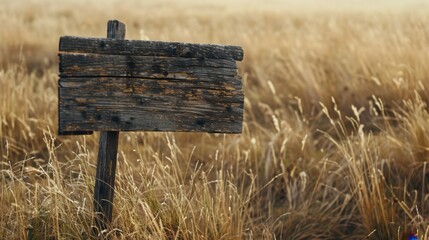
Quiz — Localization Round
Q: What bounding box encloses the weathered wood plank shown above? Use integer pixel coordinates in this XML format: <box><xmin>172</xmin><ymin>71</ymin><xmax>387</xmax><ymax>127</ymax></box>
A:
<box><xmin>59</xmin><ymin>108</ymin><xmax>243</xmax><ymax>133</ymax></box>
<box><xmin>59</xmin><ymin>53</ymin><xmax>237</xmax><ymax>79</ymax></box>
<box><xmin>58</xmin><ymin>130</ymin><xmax>93</xmax><ymax>135</ymax></box>
<box><xmin>59</xmin><ymin>36</ymin><xmax>244</xmax><ymax>61</ymax></box>
<box><xmin>58</xmin><ymin>77</ymin><xmax>243</xmax><ymax>133</ymax></box>
<box><xmin>59</xmin><ymin>77</ymin><xmax>242</xmax><ymax>94</ymax></box>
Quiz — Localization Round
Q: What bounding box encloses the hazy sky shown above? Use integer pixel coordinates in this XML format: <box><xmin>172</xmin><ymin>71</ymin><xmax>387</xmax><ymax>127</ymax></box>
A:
<box><xmin>3</xmin><ymin>0</ymin><xmax>428</xmax><ymax>13</ymax></box>
<box><xmin>204</xmin><ymin>0</ymin><xmax>428</xmax><ymax>11</ymax></box>
<box><xmin>124</xmin><ymin>0</ymin><xmax>429</xmax><ymax>12</ymax></box>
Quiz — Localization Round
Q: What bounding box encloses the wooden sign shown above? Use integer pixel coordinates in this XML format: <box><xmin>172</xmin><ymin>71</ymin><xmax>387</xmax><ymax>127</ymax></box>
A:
<box><xmin>58</xmin><ymin>32</ymin><xmax>244</xmax><ymax>134</ymax></box>
<box><xmin>58</xmin><ymin>20</ymin><xmax>244</xmax><ymax>235</ymax></box>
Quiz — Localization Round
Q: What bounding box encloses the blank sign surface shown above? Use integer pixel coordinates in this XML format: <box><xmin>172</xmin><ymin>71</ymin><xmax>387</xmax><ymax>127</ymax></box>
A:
<box><xmin>58</xmin><ymin>36</ymin><xmax>244</xmax><ymax>134</ymax></box>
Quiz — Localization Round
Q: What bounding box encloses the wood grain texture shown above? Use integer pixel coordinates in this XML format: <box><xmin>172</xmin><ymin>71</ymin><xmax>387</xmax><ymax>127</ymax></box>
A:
<box><xmin>59</xmin><ymin>53</ymin><xmax>237</xmax><ymax>79</ymax></box>
<box><xmin>92</xmin><ymin>19</ymin><xmax>124</xmax><ymax>235</ymax></box>
<box><xmin>58</xmin><ymin>21</ymin><xmax>244</xmax><ymax>135</ymax></box>
<box><xmin>107</xmin><ymin>20</ymin><xmax>126</xmax><ymax>39</ymax></box>
<box><xmin>59</xmin><ymin>77</ymin><xmax>243</xmax><ymax>133</ymax></box>
<box><xmin>59</xmin><ymin>36</ymin><xmax>244</xmax><ymax>61</ymax></box>
<box><xmin>93</xmin><ymin>130</ymin><xmax>119</xmax><ymax>233</ymax></box>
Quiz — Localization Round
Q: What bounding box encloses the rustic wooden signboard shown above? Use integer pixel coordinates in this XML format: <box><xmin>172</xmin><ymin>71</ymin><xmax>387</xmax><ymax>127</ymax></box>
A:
<box><xmin>58</xmin><ymin>20</ymin><xmax>244</xmax><ymax>234</ymax></box>
<box><xmin>59</xmin><ymin>32</ymin><xmax>243</xmax><ymax>134</ymax></box>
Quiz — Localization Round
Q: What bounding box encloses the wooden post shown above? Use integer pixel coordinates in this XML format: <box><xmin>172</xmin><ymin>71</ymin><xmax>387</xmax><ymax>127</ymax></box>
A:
<box><xmin>93</xmin><ymin>20</ymin><xmax>126</xmax><ymax>233</ymax></box>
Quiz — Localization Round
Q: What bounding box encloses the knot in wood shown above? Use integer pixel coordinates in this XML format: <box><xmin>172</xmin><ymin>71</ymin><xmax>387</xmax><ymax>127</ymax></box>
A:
<box><xmin>178</xmin><ymin>46</ymin><xmax>192</xmax><ymax>57</ymax></box>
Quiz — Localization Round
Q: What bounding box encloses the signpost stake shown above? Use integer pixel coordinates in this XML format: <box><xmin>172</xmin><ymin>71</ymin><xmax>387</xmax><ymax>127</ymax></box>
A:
<box><xmin>93</xmin><ymin>20</ymin><xmax>126</xmax><ymax>234</ymax></box>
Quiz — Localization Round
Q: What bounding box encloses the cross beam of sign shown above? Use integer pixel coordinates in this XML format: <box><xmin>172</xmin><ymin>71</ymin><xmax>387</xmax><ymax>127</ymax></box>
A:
<box><xmin>57</xmin><ymin>20</ymin><xmax>244</xmax><ymax>234</ymax></box>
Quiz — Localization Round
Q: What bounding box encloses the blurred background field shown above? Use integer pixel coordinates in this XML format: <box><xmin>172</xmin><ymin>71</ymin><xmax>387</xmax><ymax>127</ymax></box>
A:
<box><xmin>1</xmin><ymin>0</ymin><xmax>429</xmax><ymax>239</ymax></box>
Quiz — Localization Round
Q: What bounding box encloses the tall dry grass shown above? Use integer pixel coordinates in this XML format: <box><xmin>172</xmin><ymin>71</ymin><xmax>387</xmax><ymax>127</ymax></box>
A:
<box><xmin>1</xmin><ymin>0</ymin><xmax>429</xmax><ymax>239</ymax></box>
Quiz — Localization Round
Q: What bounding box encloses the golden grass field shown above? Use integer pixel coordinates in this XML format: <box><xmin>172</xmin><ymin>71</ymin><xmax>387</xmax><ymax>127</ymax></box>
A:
<box><xmin>1</xmin><ymin>0</ymin><xmax>429</xmax><ymax>239</ymax></box>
